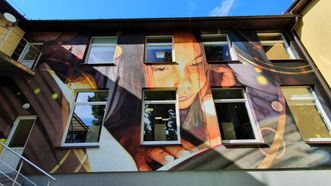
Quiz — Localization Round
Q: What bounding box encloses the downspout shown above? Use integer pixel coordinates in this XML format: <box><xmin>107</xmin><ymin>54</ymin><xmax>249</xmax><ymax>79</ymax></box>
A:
<box><xmin>290</xmin><ymin>15</ymin><xmax>331</xmax><ymax>103</ymax></box>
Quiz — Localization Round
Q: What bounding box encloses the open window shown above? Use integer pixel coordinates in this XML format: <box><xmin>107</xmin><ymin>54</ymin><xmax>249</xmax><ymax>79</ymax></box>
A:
<box><xmin>257</xmin><ymin>32</ymin><xmax>298</xmax><ymax>60</ymax></box>
<box><xmin>145</xmin><ymin>36</ymin><xmax>174</xmax><ymax>63</ymax></box>
<box><xmin>7</xmin><ymin>116</ymin><xmax>36</xmax><ymax>148</ymax></box>
<box><xmin>85</xmin><ymin>37</ymin><xmax>117</xmax><ymax>64</ymax></box>
<box><xmin>63</xmin><ymin>90</ymin><xmax>108</xmax><ymax>147</ymax></box>
<box><xmin>281</xmin><ymin>86</ymin><xmax>331</xmax><ymax>143</ymax></box>
<box><xmin>141</xmin><ymin>89</ymin><xmax>180</xmax><ymax>145</ymax></box>
<box><xmin>201</xmin><ymin>33</ymin><xmax>237</xmax><ymax>62</ymax></box>
<box><xmin>212</xmin><ymin>88</ymin><xmax>262</xmax><ymax>144</ymax></box>
<box><xmin>18</xmin><ymin>42</ymin><xmax>42</xmax><ymax>69</ymax></box>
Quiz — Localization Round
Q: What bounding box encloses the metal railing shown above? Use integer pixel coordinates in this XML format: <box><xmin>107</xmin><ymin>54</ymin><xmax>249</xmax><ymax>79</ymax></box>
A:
<box><xmin>0</xmin><ymin>25</ymin><xmax>42</xmax><ymax>70</ymax></box>
<box><xmin>0</xmin><ymin>142</ymin><xmax>56</xmax><ymax>186</ymax></box>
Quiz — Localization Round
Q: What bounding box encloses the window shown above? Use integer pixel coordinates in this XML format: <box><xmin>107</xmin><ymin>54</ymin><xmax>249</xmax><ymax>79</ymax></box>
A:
<box><xmin>212</xmin><ymin>88</ymin><xmax>261</xmax><ymax>144</ymax></box>
<box><xmin>85</xmin><ymin>37</ymin><xmax>117</xmax><ymax>64</ymax></box>
<box><xmin>257</xmin><ymin>33</ymin><xmax>298</xmax><ymax>60</ymax></box>
<box><xmin>201</xmin><ymin>34</ymin><xmax>237</xmax><ymax>62</ymax></box>
<box><xmin>18</xmin><ymin>43</ymin><xmax>42</xmax><ymax>69</ymax></box>
<box><xmin>281</xmin><ymin>86</ymin><xmax>331</xmax><ymax>143</ymax></box>
<box><xmin>7</xmin><ymin>116</ymin><xmax>36</xmax><ymax>148</ymax></box>
<box><xmin>145</xmin><ymin>36</ymin><xmax>173</xmax><ymax>63</ymax></box>
<box><xmin>141</xmin><ymin>89</ymin><xmax>180</xmax><ymax>145</ymax></box>
<box><xmin>63</xmin><ymin>90</ymin><xmax>108</xmax><ymax>146</ymax></box>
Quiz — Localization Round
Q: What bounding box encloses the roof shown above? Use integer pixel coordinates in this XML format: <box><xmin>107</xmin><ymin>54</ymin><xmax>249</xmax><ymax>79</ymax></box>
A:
<box><xmin>0</xmin><ymin>0</ymin><xmax>298</xmax><ymax>32</ymax></box>
<box><xmin>286</xmin><ymin>0</ymin><xmax>312</xmax><ymax>15</ymax></box>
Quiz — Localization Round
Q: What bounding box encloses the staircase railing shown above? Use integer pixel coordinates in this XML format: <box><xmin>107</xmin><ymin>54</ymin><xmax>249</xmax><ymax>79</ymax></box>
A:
<box><xmin>0</xmin><ymin>142</ymin><xmax>56</xmax><ymax>186</ymax></box>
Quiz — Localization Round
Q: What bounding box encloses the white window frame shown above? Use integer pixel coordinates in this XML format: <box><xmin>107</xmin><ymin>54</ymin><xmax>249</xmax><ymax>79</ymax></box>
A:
<box><xmin>140</xmin><ymin>88</ymin><xmax>181</xmax><ymax>145</ymax></box>
<box><xmin>201</xmin><ymin>33</ymin><xmax>238</xmax><ymax>61</ymax></box>
<box><xmin>213</xmin><ymin>88</ymin><xmax>262</xmax><ymax>145</ymax></box>
<box><xmin>18</xmin><ymin>42</ymin><xmax>43</xmax><ymax>69</ymax></box>
<box><xmin>84</xmin><ymin>36</ymin><xmax>117</xmax><ymax>64</ymax></box>
<box><xmin>145</xmin><ymin>35</ymin><xmax>175</xmax><ymax>63</ymax></box>
<box><xmin>61</xmin><ymin>90</ymin><xmax>108</xmax><ymax>147</ymax></box>
<box><xmin>257</xmin><ymin>32</ymin><xmax>297</xmax><ymax>59</ymax></box>
<box><xmin>6</xmin><ymin>115</ymin><xmax>37</xmax><ymax>148</ymax></box>
<box><xmin>282</xmin><ymin>86</ymin><xmax>331</xmax><ymax>144</ymax></box>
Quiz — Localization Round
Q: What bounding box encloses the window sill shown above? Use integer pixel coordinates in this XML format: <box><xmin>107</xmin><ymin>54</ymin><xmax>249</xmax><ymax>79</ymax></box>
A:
<box><xmin>80</xmin><ymin>62</ymin><xmax>116</xmax><ymax>66</ymax></box>
<box><xmin>304</xmin><ymin>138</ymin><xmax>331</xmax><ymax>144</ymax></box>
<box><xmin>140</xmin><ymin>141</ymin><xmax>181</xmax><ymax>146</ymax></box>
<box><xmin>269</xmin><ymin>59</ymin><xmax>305</xmax><ymax>63</ymax></box>
<box><xmin>144</xmin><ymin>61</ymin><xmax>177</xmax><ymax>65</ymax></box>
<box><xmin>60</xmin><ymin>143</ymin><xmax>100</xmax><ymax>148</ymax></box>
<box><xmin>222</xmin><ymin>139</ymin><xmax>265</xmax><ymax>146</ymax></box>
<box><xmin>207</xmin><ymin>60</ymin><xmax>240</xmax><ymax>64</ymax></box>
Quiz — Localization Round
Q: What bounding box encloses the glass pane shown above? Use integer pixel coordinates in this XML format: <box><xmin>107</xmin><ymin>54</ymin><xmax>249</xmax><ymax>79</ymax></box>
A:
<box><xmin>215</xmin><ymin>103</ymin><xmax>255</xmax><ymax>140</ymax></box>
<box><xmin>76</xmin><ymin>91</ymin><xmax>108</xmax><ymax>102</ymax></box>
<box><xmin>144</xmin><ymin>90</ymin><xmax>176</xmax><ymax>100</ymax></box>
<box><xmin>281</xmin><ymin>87</ymin><xmax>313</xmax><ymax>100</ymax></box>
<box><xmin>86</xmin><ymin>46</ymin><xmax>115</xmax><ymax>64</ymax></box>
<box><xmin>143</xmin><ymin>104</ymin><xmax>177</xmax><ymax>141</ymax></box>
<box><xmin>9</xmin><ymin>119</ymin><xmax>35</xmax><ymax>147</ymax></box>
<box><xmin>23</xmin><ymin>45</ymin><xmax>41</xmax><ymax>60</ymax></box>
<box><xmin>65</xmin><ymin>105</ymin><xmax>105</xmax><ymax>143</ymax></box>
<box><xmin>282</xmin><ymin>87</ymin><xmax>331</xmax><ymax>139</ymax></box>
<box><xmin>91</xmin><ymin>37</ymin><xmax>117</xmax><ymax>44</ymax></box>
<box><xmin>263</xmin><ymin>44</ymin><xmax>290</xmax><ymax>60</ymax></box>
<box><xmin>201</xmin><ymin>35</ymin><xmax>227</xmax><ymax>42</ymax></box>
<box><xmin>146</xmin><ymin>36</ymin><xmax>172</xmax><ymax>43</ymax></box>
<box><xmin>212</xmin><ymin>88</ymin><xmax>244</xmax><ymax>99</ymax></box>
<box><xmin>146</xmin><ymin>45</ymin><xmax>172</xmax><ymax>62</ymax></box>
<box><xmin>204</xmin><ymin>44</ymin><xmax>231</xmax><ymax>61</ymax></box>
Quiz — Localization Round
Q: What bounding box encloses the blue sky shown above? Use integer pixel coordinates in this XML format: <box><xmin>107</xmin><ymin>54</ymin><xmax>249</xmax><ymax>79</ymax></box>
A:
<box><xmin>7</xmin><ymin>0</ymin><xmax>294</xmax><ymax>20</ymax></box>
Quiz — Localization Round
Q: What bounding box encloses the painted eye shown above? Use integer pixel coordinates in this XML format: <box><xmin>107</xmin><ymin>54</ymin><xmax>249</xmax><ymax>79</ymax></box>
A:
<box><xmin>190</xmin><ymin>61</ymin><xmax>202</xmax><ymax>67</ymax></box>
<box><xmin>152</xmin><ymin>67</ymin><xmax>167</xmax><ymax>71</ymax></box>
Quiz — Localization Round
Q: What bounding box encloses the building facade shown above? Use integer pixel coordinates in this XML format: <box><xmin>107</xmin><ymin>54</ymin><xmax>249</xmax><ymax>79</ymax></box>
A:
<box><xmin>1</xmin><ymin>1</ymin><xmax>331</xmax><ymax>185</ymax></box>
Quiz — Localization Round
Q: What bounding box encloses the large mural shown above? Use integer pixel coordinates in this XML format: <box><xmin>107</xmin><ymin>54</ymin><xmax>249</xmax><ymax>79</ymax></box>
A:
<box><xmin>1</xmin><ymin>30</ymin><xmax>331</xmax><ymax>174</ymax></box>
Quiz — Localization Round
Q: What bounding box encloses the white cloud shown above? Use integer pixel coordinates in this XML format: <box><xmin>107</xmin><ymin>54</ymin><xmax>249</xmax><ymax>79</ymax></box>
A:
<box><xmin>209</xmin><ymin>0</ymin><xmax>235</xmax><ymax>16</ymax></box>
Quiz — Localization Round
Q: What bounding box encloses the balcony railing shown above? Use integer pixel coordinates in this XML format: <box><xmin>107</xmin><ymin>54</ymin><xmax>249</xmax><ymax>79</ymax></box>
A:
<box><xmin>0</xmin><ymin>142</ymin><xmax>56</xmax><ymax>185</ymax></box>
<box><xmin>0</xmin><ymin>25</ymin><xmax>42</xmax><ymax>73</ymax></box>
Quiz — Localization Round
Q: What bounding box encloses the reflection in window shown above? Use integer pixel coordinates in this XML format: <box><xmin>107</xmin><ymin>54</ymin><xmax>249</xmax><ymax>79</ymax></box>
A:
<box><xmin>142</xmin><ymin>89</ymin><xmax>180</xmax><ymax>145</ymax></box>
<box><xmin>281</xmin><ymin>86</ymin><xmax>331</xmax><ymax>142</ymax></box>
<box><xmin>145</xmin><ymin>36</ymin><xmax>173</xmax><ymax>63</ymax></box>
<box><xmin>202</xmin><ymin>34</ymin><xmax>234</xmax><ymax>61</ymax></box>
<box><xmin>65</xmin><ymin>91</ymin><xmax>108</xmax><ymax>144</ymax></box>
<box><xmin>212</xmin><ymin>88</ymin><xmax>260</xmax><ymax>143</ymax></box>
<box><xmin>257</xmin><ymin>33</ymin><xmax>297</xmax><ymax>60</ymax></box>
<box><xmin>85</xmin><ymin>37</ymin><xmax>117</xmax><ymax>64</ymax></box>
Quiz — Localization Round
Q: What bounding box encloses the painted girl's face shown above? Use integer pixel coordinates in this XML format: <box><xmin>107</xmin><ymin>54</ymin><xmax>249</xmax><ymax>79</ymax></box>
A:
<box><xmin>146</xmin><ymin>33</ymin><xmax>207</xmax><ymax>109</ymax></box>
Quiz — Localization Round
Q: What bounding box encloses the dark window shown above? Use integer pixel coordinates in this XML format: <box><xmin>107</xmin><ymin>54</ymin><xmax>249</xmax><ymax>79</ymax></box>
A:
<box><xmin>9</xmin><ymin>117</ymin><xmax>35</xmax><ymax>147</ymax></box>
<box><xmin>142</xmin><ymin>89</ymin><xmax>180</xmax><ymax>145</ymax></box>
<box><xmin>202</xmin><ymin>34</ymin><xmax>233</xmax><ymax>61</ymax></box>
<box><xmin>212</xmin><ymin>88</ymin><xmax>259</xmax><ymax>143</ymax></box>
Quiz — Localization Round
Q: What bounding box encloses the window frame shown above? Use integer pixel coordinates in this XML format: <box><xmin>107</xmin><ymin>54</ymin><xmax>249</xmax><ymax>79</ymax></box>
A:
<box><xmin>144</xmin><ymin>35</ymin><xmax>175</xmax><ymax>64</ymax></box>
<box><xmin>18</xmin><ymin>42</ymin><xmax>43</xmax><ymax>70</ymax></box>
<box><xmin>282</xmin><ymin>86</ymin><xmax>331</xmax><ymax>144</ymax></box>
<box><xmin>257</xmin><ymin>32</ymin><xmax>298</xmax><ymax>60</ymax></box>
<box><xmin>61</xmin><ymin>90</ymin><xmax>108</xmax><ymax>147</ymax></box>
<box><xmin>140</xmin><ymin>88</ymin><xmax>181</xmax><ymax>145</ymax></box>
<box><xmin>201</xmin><ymin>33</ymin><xmax>238</xmax><ymax>62</ymax></box>
<box><xmin>212</xmin><ymin>87</ymin><xmax>262</xmax><ymax>145</ymax></box>
<box><xmin>84</xmin><ymin>36</ymin><xmax>117</xmax><ymax>65</ymax></box>
<box><xmin>6</xmin><ymin>115</ymin><xmax>37</xmax><ymax>148</ymax></box>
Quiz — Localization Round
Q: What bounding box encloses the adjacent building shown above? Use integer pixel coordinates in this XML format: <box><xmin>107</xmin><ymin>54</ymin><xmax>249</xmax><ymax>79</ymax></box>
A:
<box><xmin>1</xmin><ymin>0</ymin><xmax>331</xmax><ymax>185</ymax></box>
